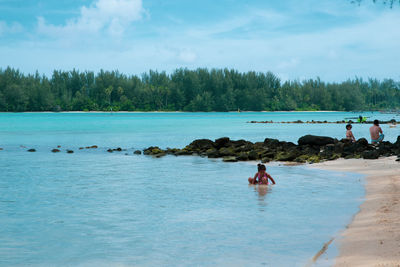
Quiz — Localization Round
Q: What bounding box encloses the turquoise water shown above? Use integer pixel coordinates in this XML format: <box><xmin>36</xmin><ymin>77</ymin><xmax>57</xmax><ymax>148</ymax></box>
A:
<box><xmin>0</xmin><ymin>111</ymin><xmax>395</xmax><ymax>266</ymax></box>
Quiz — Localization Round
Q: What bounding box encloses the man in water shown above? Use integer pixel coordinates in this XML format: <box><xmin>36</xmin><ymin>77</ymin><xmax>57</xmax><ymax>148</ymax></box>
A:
<box><xmin>370</xmin><ymin>120</ymin><xmax>384</xmax><ymax>144</ymax></box>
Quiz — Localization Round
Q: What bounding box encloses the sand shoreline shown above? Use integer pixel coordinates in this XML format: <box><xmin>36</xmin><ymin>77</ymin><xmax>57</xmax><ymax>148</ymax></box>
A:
<box><xmin>310</xmin><ymin>157</ymin><xmax>400</xmax><ymax>267</ymax></box>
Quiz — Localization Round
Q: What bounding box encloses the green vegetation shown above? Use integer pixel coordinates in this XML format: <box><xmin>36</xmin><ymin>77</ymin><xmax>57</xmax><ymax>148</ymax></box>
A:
<box><xmin>0</xmin><ymin>67</ymin><xmax>399</xmax><ymax>112</ymax></box>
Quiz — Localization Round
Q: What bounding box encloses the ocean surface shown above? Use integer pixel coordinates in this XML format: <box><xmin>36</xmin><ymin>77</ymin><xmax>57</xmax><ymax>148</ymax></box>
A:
<box><xmin>0</xmin><ymin>111</ymin><xmax>398</xmax><ymax>266</ymax></box>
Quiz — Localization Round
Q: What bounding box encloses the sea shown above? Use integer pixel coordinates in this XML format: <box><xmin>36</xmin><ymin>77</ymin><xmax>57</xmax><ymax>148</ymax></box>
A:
<box><xmin>0</xmin><ymin>111</ymin><xmax>398</xmax><ymax>267</ymax></box>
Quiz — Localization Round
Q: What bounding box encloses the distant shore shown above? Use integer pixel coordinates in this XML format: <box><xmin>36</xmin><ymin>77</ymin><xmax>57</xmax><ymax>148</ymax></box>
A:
<box><xmin>0</xmin><ymin>110</ymin><xmax>344</xmax><ymax>113</ymax></box>
<box><xmin>311</xmin><ymin>157</ymin><xmax>400</xmax><ymax>267</ymax></box>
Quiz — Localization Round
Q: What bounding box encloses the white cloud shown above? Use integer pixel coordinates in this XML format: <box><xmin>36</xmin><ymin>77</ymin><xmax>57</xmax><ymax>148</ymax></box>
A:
<box><xmin>178</xmin><ymin>49</ymin><xmax>197</xmax><ymax>63</ymax></box>
<box><xmin>0</xmin><ymin>21</ymin><xmax>23</xmax><ymax>36</ymax></box>
<box><xmin>37</xmin><ymin>0</ymin><xmax>143</xmax><ymax>38</ymax></box>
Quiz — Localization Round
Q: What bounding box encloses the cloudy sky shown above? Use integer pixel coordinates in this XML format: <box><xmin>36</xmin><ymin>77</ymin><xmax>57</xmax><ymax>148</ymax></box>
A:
<box><xmin>0</xmin><ymin>0</ymin><xmax>399</xmax><ymax>81</ymax></box>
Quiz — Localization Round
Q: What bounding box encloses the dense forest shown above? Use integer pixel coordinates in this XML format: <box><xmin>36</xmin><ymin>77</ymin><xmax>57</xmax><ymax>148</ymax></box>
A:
<box><xmin>0</xmin><ymin>67</ymin><xmax>399</xmax><ymax>112</ymax></box>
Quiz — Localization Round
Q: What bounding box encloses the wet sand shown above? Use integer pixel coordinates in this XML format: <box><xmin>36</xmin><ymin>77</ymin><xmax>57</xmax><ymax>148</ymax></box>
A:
<box><xmin>311</xmin><ymin>157</ymin><xmax>400</xmax><ymax>267</ymax></box>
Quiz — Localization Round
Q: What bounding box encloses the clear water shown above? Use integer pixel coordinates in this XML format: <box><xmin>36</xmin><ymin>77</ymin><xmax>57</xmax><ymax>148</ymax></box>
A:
<box><xmin>0</xmin><ymin>111</ymin><xmax>393</xmax><ymax>266</ymax></box>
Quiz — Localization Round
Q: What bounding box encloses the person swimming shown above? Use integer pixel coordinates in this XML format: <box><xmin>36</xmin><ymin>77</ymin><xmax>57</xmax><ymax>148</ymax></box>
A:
<box><xmin>248</xmin><ymin>164</ymin><xmax>276</xmax><ymax>185</ymax></box>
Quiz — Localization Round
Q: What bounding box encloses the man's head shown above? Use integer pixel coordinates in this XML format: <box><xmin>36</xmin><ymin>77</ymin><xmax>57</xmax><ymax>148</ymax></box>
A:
<box><xmin>374</xmin><ymin>120</ymin><xmax>379</xmax><ymax>126</ymax></box>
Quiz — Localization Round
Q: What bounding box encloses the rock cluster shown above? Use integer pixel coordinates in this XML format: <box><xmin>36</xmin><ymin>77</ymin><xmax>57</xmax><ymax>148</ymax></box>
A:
<box><xmin>107</xmin><ymin>147</ymin><xmax>124</xmax><ymax>153</ymax></box>
<box><xmin>143</xmin><ymin>135</ymin><xmax>400</xmax><ymax>163</ymax></box>
<box><xmin>79</xmin><ymin>145</ymin><xmax>98</xmax><ymax>150</ymax></box>
<box><xmin>248</xmin><ymin>119</ymin><xmax>397</xmax><ymax>124</ymax></box>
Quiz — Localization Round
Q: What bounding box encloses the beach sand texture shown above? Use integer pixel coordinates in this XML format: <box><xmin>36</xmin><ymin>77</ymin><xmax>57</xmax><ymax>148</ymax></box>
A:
<box><xmin>312</xmin><ymin>157</ymin><xmax>400</xmax><ymax>267</ymax></box>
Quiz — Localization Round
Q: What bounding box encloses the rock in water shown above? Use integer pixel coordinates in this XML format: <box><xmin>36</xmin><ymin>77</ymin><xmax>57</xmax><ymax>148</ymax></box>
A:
<box><xmin>66</xmin><ymin>150</ymin><xmax>74</xmax><ymax>154</ymax></box>
<box><xmin>298</xmin><ymin>135</ymin><xmax>336</xmax><ymax>146</ymax></box>
<box><xmin>222</xmin><ymin>156</ymin><xmax>238</xmax><ymax>162</ymax></box>
<box><xmin>214</xmin><ymin>137</ymin><xmax>230</xmax><ymax>149</ymax></box>
<box><xmin>51</xmin><ymin>149</ymin><xmax>60</xmax><ymax>153</ymax></box>
<box><xmin>27</xmin><ymin>149</ymin><xmax>36</xmax><ymax>152</ymax></box>
<box><xmin>134</xmin><ymin>150</ymin><xmax>142</xmax><ymax>155</ymax></box>
<box><xmin>188</xmin><ymin>139</ymin><xmax>215</xmax><ymax>151</ymax></box>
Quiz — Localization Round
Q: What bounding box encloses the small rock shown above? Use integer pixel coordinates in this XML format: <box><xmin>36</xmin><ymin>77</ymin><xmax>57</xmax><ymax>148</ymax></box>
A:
<box><xmin>51</xmin><ymin>149</ymin><xmax>61</xmax><ymax>153</ymax></box>
<box><xmin>107</xmin><ymin>149</ymin><xmax>113</xmax><ymax>153</ymax></box>
<box><xmin>79</xmin><ymin>147</ymin><xmax>84</xmax><ymax>150</ymax></box>
<box><xmin>362</xmin><ymin>150</ymin><xmax>379</xmax><ymax>159</ymax></box>
<box><xmin>134</xmin><ymin>150</ymin><xmax>142</xmax><ymax>155</ymax></box>
<box><xmin>222</xmin><ymin>156</ymin><xmax>238</xmax><ymax>162</ymax></box>
<box><xmin>0</xmin><ymin>148</ymin><xmax>3</xmax><ymax>151</ymax></box>
<box><xmin>57</xmin><ymin>145</ymin><xmax>61</xmax><ymax>148</ymax></box>
<box><xmin>27</xmin><ymin>149</ymin><xmax>36</xmax><ymax>152</ymax></box>
<box><xmin>66</xmin><ymin>150</ymin><xmax>74</xmax><ymax>154</ymax></box>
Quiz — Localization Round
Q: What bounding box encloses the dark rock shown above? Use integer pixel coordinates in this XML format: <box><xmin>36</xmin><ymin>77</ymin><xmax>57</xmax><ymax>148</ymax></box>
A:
<box><xmin>51</xmin><ymin>149</ymin><xmax>60</xmax><ymax>153</ymax></box>
<box><xmin>188</xmin><ymin>139</ymin><xmax>215</xmax><ymax>151</ymax></box>
<box><xmin>362</xmin><ymin>150</ymin><xmax>380</xmax><ymax>159</ymax></box>
<box><xmin>107</xmin><ymin>149</ymin><xmax>113</xmax><ymax>153</ymax></box>
<box><xmin>0</xmin><ymin>148</ymin><xmax>3</xmax><ymax>151</ymax></box>
<box><xmin>57</xmin><ymin>145</ymin><xmax>61</xmax><ymax>148</ymax></box>
<box><xmin>206</xmin><ymin>148</ymin><xmax>220</xmax><ymax>158</ymax></box>
<box><xmin>298</xmin><ymin>135</ymin><xmax>335</xmax><ymax>146</ymax></box>
<box><xmin>294</xmin><ymin>155</ymin><xmax>309</xmax><ymax>163</ymax></box>
<box><xmin>114</xmin><ymin>147</ymin><xmax>122</xmax><ymax>152</ymax></box>
<box><xmin>231</xmin><ymin>139</ymin><xmax>253</xmax><ymax>148</ymax></box>
<box><xmin>27</xmin><ymin>149</ymin><xmax>36</xmax><ymax>152</ymax></box>
<box><xmin>395</xmin><ymin>136</ymin><xmax>400</xmax><ymax>147</ymax></box>
<box><xmin>334</xmin><ymin>142</ymin><xmax>345</xmax><ymax>153</ymax></box>
<box><xmin>175</xmin><ymin>149</ymin><xmax>193</xmax><ymax>156</ymax></box>
<box><xmin>79</xmin><ymin>147</ymin><xmax>84</xmax><ymax>150</ymax></box>
<box><xmin>247</xmin><ymin>151</ymin><xmax>258</xmax><ymax>160</ymax></box>
<box><xmin>214</xmin><ymin>137</ymin><xmax>230</xmax><ymax>149</ymax></box>
<box><xmin>299</xmin><ymin>145</ymin><xmax>320</xmax><ymax>156</ymax></box>
<box><xmin>66</xmin><ymin>150</ymin><xmax>74</xmax><ymax>153</ymax></box>
<box><xmin>264</xmin><ymin>138</ymin><xmax>280</xmax><ymax>148</ymax></box>
<box><xmin>275</xmin><ymin>151</ymin><xmax>298</xmax><ymax>161</ymax></box>
<box><xmin>236</xmin><ymin>152</ymin><xmax>249</xmax><ymax>161</ymax></box>
<box><xmin>356</xmin><ymin>138</ymin><xmax>368</xmax><ymax>147</ymax></box>
<box><xmin>134</xmin><ymin>150</ymin><xmax>142</xmax><ymax>155</ymax></box>
<box><xmin>90</xmin><ymin>145</ymin><xmax>98</xmax><ymax>149</ymax></box>
<box><xmin>218</xmin><ymin>147</ymin><xmax>235</xmax><ymax>157</ymax></box>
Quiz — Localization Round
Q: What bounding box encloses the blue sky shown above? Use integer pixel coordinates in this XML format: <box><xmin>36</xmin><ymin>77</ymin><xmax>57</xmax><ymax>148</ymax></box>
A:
<box><xmin>0</xmin><ymin>0</ymin><xmax>399</xmax><ymax>81</ymax></box>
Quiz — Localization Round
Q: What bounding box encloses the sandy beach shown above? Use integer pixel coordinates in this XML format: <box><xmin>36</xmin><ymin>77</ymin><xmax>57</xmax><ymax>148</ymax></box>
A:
<box><xmin>311</xmin><ymin>157</ymin><xmax>400</xmax><ymax>267</ymax></box>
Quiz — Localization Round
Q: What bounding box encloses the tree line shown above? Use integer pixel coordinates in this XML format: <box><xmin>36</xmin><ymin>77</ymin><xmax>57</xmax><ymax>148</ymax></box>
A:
<box><xmin>0</xmin><ymin>67</ymin><xmax>399</xmax><ymax>112</ymax></box>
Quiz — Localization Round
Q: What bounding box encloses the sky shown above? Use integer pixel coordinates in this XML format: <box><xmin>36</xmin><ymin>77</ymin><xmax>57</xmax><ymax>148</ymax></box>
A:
<box><xmin>0</xmin><ymin>0</ymin><xmax>399</xmax><ymax>81</ymax></box>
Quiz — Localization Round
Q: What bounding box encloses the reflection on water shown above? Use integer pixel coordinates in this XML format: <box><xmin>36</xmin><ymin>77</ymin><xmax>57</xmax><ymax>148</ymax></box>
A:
<box><xmin>249</xmin><ymin>184</ymin><xmax>272</xmax><ymax>211</ymax></box>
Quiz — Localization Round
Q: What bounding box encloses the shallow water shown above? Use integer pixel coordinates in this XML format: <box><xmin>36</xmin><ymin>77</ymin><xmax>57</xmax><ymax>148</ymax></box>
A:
<box><xmin>0</xmin><ymin>111</ymin><xmax>387</xmax><ymax>266</ymax></box>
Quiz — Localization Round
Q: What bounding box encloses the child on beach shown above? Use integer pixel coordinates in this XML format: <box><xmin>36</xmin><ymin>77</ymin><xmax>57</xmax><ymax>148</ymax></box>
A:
<box><xmin>346</xmin><ymin>124</ymin><xmax>356</xmax><ymax>142</ymax></box>
<box><xmin>248</xmin><ymin>164</ymin><xmax>276</xmax><ymax>185</ymax></box>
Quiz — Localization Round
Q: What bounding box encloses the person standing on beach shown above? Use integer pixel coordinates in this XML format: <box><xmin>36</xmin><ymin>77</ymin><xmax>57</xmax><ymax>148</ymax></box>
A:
<box><xmin>370</xmin><ymin>120</ymin><xmax>384</xmax><ymax>144</ymax></box>
<box><xmin>346</xmin><ymin>124</ymin><xmax>356</xmax><ymax>142</ymax></box>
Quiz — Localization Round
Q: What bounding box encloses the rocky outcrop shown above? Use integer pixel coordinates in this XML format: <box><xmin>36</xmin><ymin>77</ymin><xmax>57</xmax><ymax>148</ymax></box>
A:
<box><xmin>142</xmin><ymin>135</ymin><xmax>400</xmax><ymax>164</ymax></box>
<box><xmin>248</xmin><ymin>119</ymin><xmax>398</xmax><ymax>124</ymax></box>
<box><xmin>298</xmin><ymin>135</ymin><xmax>336</xmax><ymax>146</ymax></box>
